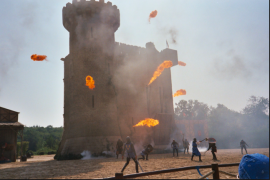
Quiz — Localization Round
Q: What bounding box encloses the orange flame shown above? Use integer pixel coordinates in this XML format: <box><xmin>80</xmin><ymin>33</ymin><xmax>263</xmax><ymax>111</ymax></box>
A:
<box><xmin>148</xmin><ymin>60</ymin><xmax>173</xmax><ymax>85</ymax></box>
<box><xmin>149</xmin><ymin>10</ymin><xmax>158</xmax><ymax>22</ymax></box>
<box><xmin>133</xmin><ymin>118</ymin><xmax>159</xmax><ymax>127</ymax></box>
<box><xmin>173</xmin><ymin>89</ymin><xmax>186</xmax><ymax>97</ymax></box>
<box><xmin>31</xmin><ymin>54</ymin><xmax>47</xmax><ymax>61</ymax></box>
<box><xmin>85</xmin><ymin>76</ymin><xmax>95</xmax><ymax>90</ymax></box>
<box><xmin>178</xmin><ymin>61</ymin><xmax>186</xmax><ymax>66</ymax></box>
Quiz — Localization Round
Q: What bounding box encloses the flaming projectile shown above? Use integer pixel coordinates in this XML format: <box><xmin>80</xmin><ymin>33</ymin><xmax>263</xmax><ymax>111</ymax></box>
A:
<box><xmin>173</xmin><ymin>89</ymin><xmax>186</xmax><ymax>97</ymax></box>
<box><xmin>149</xmin><ymin>10</ymin><xmax>158</xmax><ymax>23</ymax></box>
<box><xmin>86</xmin><ymin>76</ymin><xmax>95</xmax><ymax>90</ymax></box>
<box><xmin>31</xmin><ymin>54</ymin><xmax>47</xmax><ymax>61</ymax></box>
<box><xmin>178</xmin><ymin>61</ymin><xmax>186</xmax><ymax>66</ymax></box>
<box><xmin>133</xmin><ymin>118</ymin><xmax>159</xmax><ymax>127</ymax></box>
<box><xmin>148</xmin><ymin>60</ymin><xmax>173</xmax><ymax>85</ymax></box>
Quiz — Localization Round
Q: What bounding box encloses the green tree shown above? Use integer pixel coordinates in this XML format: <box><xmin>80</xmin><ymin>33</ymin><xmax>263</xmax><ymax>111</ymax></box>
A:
<box><xmin>175</xmin><ymin>100</ymin><xmax>209</xmax><ymax>120</ymax></box>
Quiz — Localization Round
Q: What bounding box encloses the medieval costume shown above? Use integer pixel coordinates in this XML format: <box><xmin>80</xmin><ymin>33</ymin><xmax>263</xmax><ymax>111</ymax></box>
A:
<box><xmin>138</xmin><ymin>144</ymin><xmax>153</xmax><ymax>160</ymax></box>
<box><xmin>191</xmin><ymin>138</ymin><xmax>202</xmax><ymax>162</ymax></box>
<box><xmin>171</xmin><ymin>140</ymin><xmax>179</xmax><ymax>157</ymax></box>
<box><xmin>182</xmin><ymin>138</ymin><xmax>190</xmax><ymax>154</ymax></box>
<box><xmin>116</xmin><ymin>139</ymin><xmax>123</xmax><ymax>159</ymax></box>
<box><xmin>121</xmin><ymin>136</ymin><xmax>139</xmax><ymax>173</ymax></box>
<box><xmin>207</xmin><ymin>143</ymin><xmax>217</xmax><ymax>160</ymax></box>
<box><xmin>240</xmin><ymin>140</ymin><xmax>248</xmax><ymax>155</ymax></box>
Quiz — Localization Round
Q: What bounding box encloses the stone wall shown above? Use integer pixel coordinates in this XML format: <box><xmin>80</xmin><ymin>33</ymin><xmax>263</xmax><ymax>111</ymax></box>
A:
<box><xmin>58</xmin><ymin>0</ymin><xmax>179</xmax><ymax>156</ymax></box>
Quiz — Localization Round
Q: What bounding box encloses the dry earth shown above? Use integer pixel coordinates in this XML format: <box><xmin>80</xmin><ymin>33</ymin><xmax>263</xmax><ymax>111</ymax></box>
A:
<box><xmin>0</xmin><ymin>148</ymin><xmax>268</xmax><ymax>179</ymax></box>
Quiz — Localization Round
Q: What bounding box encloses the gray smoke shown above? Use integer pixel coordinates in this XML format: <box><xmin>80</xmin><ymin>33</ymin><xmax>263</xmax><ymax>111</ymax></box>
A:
<box><xmin>0</xmin><ymin>1</ymin><xmax>52</xmax><ymax>90</ymax></box>
<box><xmin>168</xmin><ymin>28</ymin><xmax>178</xmax><ymax>44</ymax></box>
<box><xmin>211</xmin><ymin>49</ymin><xmax>252</xmax><ymax>80</ymax></box>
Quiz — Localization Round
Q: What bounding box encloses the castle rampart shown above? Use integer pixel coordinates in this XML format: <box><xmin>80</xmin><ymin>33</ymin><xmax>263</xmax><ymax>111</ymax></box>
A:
<box><xmin>57</xmin><ymin>1</ymin><xmax>180</xmax><ymax>156</ymax></box>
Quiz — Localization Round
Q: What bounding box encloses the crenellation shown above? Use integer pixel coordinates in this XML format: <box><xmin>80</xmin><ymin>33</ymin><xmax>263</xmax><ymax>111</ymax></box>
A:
<box><xmin>63</xmin><ymin>0</ymin><xmax>120</xmax><ymax>36</ymax></box>
<box><xmin>59</xmin><ymin>0</ymin><xmax>178</xmax><ymax>156</ymax></box>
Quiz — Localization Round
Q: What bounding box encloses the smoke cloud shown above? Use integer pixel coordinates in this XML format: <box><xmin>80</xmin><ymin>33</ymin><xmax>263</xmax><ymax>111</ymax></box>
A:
<box><xmin>168</xmin><ymin>28</ymin><xmax>178</xmax><ymax>45</ymax></box>
<box><xmin>157</xmin><ymin>27</ymin><xmax>179</xmax><ymax>46</ymax></box>
<box><xmin>211</xmin><ymin>49</ymin><xmax>252</xmax><ymax>80</ymax></box>
<box><xmin>0</xmin><ymin>1</ymin><xmax>53</xmax><ymax>90</ymax></box>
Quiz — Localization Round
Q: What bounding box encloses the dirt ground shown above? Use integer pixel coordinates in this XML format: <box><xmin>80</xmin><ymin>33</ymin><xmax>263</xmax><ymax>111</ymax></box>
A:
<box><xmin>0</xmin><ymin>148</ymin><xmax>268</xmax><ymax>179</ymax></box>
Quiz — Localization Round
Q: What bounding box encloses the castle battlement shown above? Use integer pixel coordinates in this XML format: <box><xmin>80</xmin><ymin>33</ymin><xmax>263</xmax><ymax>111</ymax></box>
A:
<box><xmin>63</xmin><ymin>0</ymin><xmax>120</xmax><ymax>32</ymax></box>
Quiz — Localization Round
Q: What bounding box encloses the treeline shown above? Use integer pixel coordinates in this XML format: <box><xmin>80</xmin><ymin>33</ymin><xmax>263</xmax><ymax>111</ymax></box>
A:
<box><xmin>18</xmin><ymin>96</ymin><xmax>268</xmax><ymax>155</ymax></box>
<box><xmin>174</xmin><ymin>96</ymin><xmax>269</xmax><ymax>149</ymax></box>
<box><xmin>17</xmin><ymin>125</ymin><xmax>63</xmax><ymax>155</ymax></box>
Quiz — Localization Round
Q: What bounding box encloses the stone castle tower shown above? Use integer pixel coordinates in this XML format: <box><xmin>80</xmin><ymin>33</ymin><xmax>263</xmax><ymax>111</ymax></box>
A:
<box><xmin>58</xmin><ymin>0</ymin><xmax>179</xmax><ymax>156</ymax></box>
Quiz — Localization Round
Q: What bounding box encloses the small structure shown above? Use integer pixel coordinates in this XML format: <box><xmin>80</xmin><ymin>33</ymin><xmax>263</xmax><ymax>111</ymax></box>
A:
<box><xmin>0</xmin><ymin>107</ymin><xmax>24</xmax><ymax>162</ymax></box>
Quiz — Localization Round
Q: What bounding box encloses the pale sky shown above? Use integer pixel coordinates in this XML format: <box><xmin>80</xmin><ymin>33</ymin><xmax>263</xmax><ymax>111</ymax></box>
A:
<box><xmin>0</xmin><ymin>0</ymin><xmax>269</xmax><ymax>127</ymax></box>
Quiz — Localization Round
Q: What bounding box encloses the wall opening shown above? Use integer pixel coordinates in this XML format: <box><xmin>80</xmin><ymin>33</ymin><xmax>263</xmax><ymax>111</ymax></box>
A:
<box><xmin>132</xmin><ymin>117</ymin><xmax>135</xmax><ymax>132</ymax></box>
<box><xmin>91</xmin><ymin>27</ymin><xmax>93</xmax><ymax>38</ymax></box>
<box><xmin>92</xmin><ymin>95</ymin><xmax>94</xmax><ymax>108</ymax></box>
<box><xmin>108</xmin><ymin>63</ymin><xmax>110</xmax><ymax>74</ymax></box>
<box><xmin>159</xmin><ymin>87</ymin><xmax>163</xmax><ymax>113</ymax></box>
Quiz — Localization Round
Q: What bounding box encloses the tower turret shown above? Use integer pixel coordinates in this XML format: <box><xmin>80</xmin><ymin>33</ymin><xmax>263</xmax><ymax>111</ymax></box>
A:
<box><xmin>58</xmin><ymin>0</ymin><xmax>122</xmax><ymax>156</ymax></box>
<box><xmin>63</xmin><ymin>0</ymin><xmax>120</xmax><ymax>54</ymax></box>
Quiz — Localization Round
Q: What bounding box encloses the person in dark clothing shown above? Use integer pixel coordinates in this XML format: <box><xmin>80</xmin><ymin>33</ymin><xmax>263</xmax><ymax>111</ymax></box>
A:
<box><xmin>191</xmin><ymin>138</ymin><xmax>202</xmax><ymax>162</ymax></box>
<box><xmin>138</xmin><ymin>144</ymin><xmax>153</xmax><ymax>160</ymax></box>
<box><xmin>182</xmin><ymin>134</ymin><xmax>190</xmax><ymax>154</ymax></box>
<box><xmin>207</xmin><ymin>143</ymin><xmax>217</xmax><ymax>160</ymax></box>
<box><xmin>240</xmin><ymin>140</ymin><xmax>249</xmax><ymax>155</ymax></box>
<box><xmin>171</xmin><ymin>140</ymin><xmax>179</xmax><ymax>157</ymax></box>
<box><xmin>121</xmin><ymin>136</ymin><xmax>139</xmax><ymax>173</ymax></box>
<box><xmin>116</xmin><ymin>139</ymin><xmax>123</xmax><ymax>159</ymax></box>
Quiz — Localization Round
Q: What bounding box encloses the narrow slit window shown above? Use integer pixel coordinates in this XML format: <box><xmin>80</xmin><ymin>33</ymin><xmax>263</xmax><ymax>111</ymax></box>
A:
<box><xmin>108</xmin><ymin>63</ymin><xmax>110</xmax><ymax>74</ymax></box>
<box><xmin>92</xmin><ymin>95</ymin><xmax>94</xmax><ymax>108</ymax></box>
<box><xmin>159</xmin><ymin>87</ymin><xmax>163</xmax><ymax>113</ymax></box>
<box><xmin>91</xmin><ymin>27</ymin><xmax>93</xmax><ymax>38</ymax></box>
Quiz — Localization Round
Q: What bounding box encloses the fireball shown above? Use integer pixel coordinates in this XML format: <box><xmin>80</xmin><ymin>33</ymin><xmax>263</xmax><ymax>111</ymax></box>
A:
<box><xmin>133</xmin><ymin>118</ymin><xmax>159</xmax><ymax>127</ymax></box>
<box><xmin>149</xmin><ymin>10</ymin><xmax>158</xmax><ymax>23</ymax></box>
<box><xmin>173</xmin><ymin>89</ymin><xmax>186</xmax><ymax>97</ymax></box>
<box><xmin>31</xmin><ymin>54</ymin><xmax>47</xmax><ymax>61</ymax></box>
<box><xmin>148</xmin><ymin>60</ymin><xmax>173</xmax><ymax>85</ymax></box>
<box><xmin>178</xmin><ymin>61</ymin><xmax>186</xmax><ymax>66</ymax></box>
<box><xmin>85</xmin><ymin>76</ymin><xmax>95</xmax><ymax>90</ymax></box>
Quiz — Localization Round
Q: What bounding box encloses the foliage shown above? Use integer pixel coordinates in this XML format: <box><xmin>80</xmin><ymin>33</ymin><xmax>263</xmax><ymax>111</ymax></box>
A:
<box><xmin>17</xmin><ymin>126</ymin><xmax>63</xmax><ymax>155</ymax></box>
<box><xmin>175</xmin><ymin>100</ymin><xmax>210</xmax><ymax>120</ymax></box>
<box><xmin>16</xmin><ymin>141</ymin><xmax>29</xmax><ymax>157</ymax></box>
<box><xmin>174</xmin><ymin>96</ymin><xmax>269</xmax><ymax>149</ymax></box>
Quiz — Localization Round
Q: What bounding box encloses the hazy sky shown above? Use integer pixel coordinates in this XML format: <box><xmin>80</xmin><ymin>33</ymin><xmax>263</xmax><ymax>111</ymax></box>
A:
<box><xmin>0</xmin><ymin>0</ymin><xmax>268</xmax><ymax>127</ymax></box>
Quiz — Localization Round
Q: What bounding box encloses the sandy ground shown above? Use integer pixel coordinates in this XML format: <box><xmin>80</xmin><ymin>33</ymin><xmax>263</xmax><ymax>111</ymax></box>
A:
<box><xmin>0</xmin><ymin>148</ymin><xmax>268</xmax><ymax>179</ymax></box>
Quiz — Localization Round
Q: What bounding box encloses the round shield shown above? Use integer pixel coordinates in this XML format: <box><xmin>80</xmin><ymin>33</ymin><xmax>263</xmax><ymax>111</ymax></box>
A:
<box><xmin>208</xmin><ymin>138</ymin><xmax>216</xmax><ymax>143</ymax></box>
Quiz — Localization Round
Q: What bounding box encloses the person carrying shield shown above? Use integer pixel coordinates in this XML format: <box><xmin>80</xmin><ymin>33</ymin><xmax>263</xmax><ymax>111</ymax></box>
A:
<box><xmin>171</xmin><ymin>140</ymin><xmax>179</xmax><ymax>157</ymax></box>
<box><xmin>121</xmin><ymin>136</ymin><xmax>139</xmax><ymax>173</ymax></box>
<box><xmin>240</xmin><ymin>140</ymin><xmax>249</xmax><ymax>155</ymax></box>
<box><xmin>191</xmin><ymin>138</ymin><xmax>202</xmax><ymax>162</ymax></box>
<box><xmin>116</xmin><ymin>139</ymin><xmax>123</xmax><ymax>159</ymax></box>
